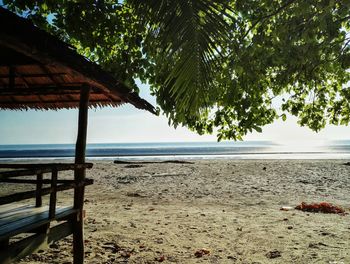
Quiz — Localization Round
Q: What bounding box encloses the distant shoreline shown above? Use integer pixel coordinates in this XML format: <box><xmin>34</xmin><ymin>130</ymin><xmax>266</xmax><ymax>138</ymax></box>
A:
<box><xmin>1</xmin><ymin>141</ymin><xmax>350</xmax><ymax>160</ymax></box>
<box><xmin>1</xmin><ymin>153</ymin><xmax>350</xmax><ymax>162</ymax></box>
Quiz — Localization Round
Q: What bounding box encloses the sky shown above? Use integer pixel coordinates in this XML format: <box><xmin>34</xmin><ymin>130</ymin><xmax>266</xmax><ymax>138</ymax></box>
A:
<box><xmin>0</xmin><ymin>81</ymin><xmax>350</xmax><ymax>145</ymax></box>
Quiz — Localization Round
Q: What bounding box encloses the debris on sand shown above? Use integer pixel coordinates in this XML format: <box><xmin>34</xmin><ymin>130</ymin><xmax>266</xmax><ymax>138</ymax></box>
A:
<box><xmin>280</xmin><ymin>206</ymin><xmax>294</xmax><ymax>211</ymax></box>
<box><xmin>124</xmin><ymin>164</ymin><xmax>144</xmax><ymax>168</ymax></box>
<box><xmin>295</xmin><ymin>202</ymin><xmax>346</xmax><ymax>215</ymax></box>
<box><xmin>194</xmin><ymin>248</ymin><xmax>210</xmax><ymax>258</ymax></box>
<box><xmin>266</xmin><ymin>250</ymin><xmax>281</xmax><ymax>259</ymax></box>
<box><xmin>155</xmin><ymin>255</ymin><xmax>166</xmax><ymax>262</ymax></box>
<box><xmin>126</xmin><ymin>192</ymin><xmax>147</xmax><ymax>198</ymax></box>
<box><xmin>114</xmin><ymin>160</ymin><xmax>194</xmax><ymax>164</ymax></box>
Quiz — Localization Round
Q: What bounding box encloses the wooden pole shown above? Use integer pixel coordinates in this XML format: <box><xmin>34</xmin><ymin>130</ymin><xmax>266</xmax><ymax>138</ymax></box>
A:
<box><xmin>35</xmin><ymin>173</ymin><xmax>43</xmax><ymax>207</ymax></box>
<box><xmin>49</xmin><ymin>169</ymin><xmax>57</xmax><ymax>219</ymax></box>
<box><xmin>73</xmin><ymin>84</ymin><xmax>90</xmax><ymax>264</ymax></box>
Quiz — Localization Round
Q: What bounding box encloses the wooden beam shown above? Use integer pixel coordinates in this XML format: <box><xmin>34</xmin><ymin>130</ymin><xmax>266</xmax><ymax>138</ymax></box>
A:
<box><xmin>0</xmin><ymin>88</ymin><xmax>101</xmax><ymax>96</ymax></box>
<box><xmin>0</xmin><ymin>84</ymin><xmax>120</xmax><ymax>104</ymax></box>
<box><xmin>1</xmin><ymin>179</ymin><xmax>79</xmax><ymax>184</ymax></box>
<box><xmin>9</xmin><ymin>66</ymin><xmax>15</xmax><ymax>89</ymax></box>
<box><xmin>0</xmin><ymin>179</ymin><xmax>93</xmax><ymax>205</ymax></box>
<box><xmin>37</xmin><ymin>64</ymin><xmax>73</xmax><ymax>103</ymax></box>
<box><xmin>38</xmin><ymin>64</ymin><xmax>64</xmax><ymax>87</ymax></box>
<box><xmin>0</xmin><ymin>163</ymin><xmax>93</xmax><ymax>179</ymax></box>
<box><xmin>0</xmin><ymin>82</ymin><xmax>90</xmax><ymax>88</ymax></box>
<box><xmin>0</xmin><ymin>163</ymin><xmax>93</xmax><ymax>169</ymax></box>
<box><xmin>0</xmin><ymin>59</ymin><xmax>37</xmax><ymax>67</ymax></box>
<box><xmin>73</xmin><ymin>85</ymin><xmax>90</xmax><ymax>264</ymax></box>
<box><xmin>0</xmin><ymin>86</ymin><xmax>83</xmax><ymax>92</ymax></box>
<box><xmin>0</xmin><ymin>99</ymin><xmax>117</xmax><ymax>106</ymax></box>
<box><xmin>16</xmin><ymin>72</ymin><xmax>30</xmax><ymax>88</ymax></box>
<box><xmin>0</xmin><ymin>167</ymin><xmax>61</xmax><ymax>179</ymax></box>
<box><xmin>0</xmin><ymin>73</ymin><xmax>67</xmax><ymax>78</ymax></box>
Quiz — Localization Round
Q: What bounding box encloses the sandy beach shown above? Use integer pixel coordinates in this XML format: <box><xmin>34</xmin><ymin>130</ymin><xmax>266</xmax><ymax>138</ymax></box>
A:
<box><xmin>13</xmin><ymin>159</ymin><xmax>350</xmax><ymax>263</ymax></box>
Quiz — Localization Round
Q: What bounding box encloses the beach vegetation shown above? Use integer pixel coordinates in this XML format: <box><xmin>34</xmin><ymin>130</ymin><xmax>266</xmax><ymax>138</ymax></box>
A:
<box><xmin>5</xmin><ymin>0</ymin><xmax>350</xmax><ymax>140</ymax></box>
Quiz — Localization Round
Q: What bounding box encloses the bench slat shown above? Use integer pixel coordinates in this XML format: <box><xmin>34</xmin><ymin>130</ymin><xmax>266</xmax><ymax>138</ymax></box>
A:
<box><xmin>0</xmin><ymin>204</ymin><xmax>31</xmax><ymax>215</ymax></box>
<box><xmin>0</xmin><ymin>205</ymin><xmax>77</xmax><ymax>241</ymax></box>
<box><xmin>0</xmin><ymin>205</ymin><xmax>48</xmax><ymax>224</ymax></box>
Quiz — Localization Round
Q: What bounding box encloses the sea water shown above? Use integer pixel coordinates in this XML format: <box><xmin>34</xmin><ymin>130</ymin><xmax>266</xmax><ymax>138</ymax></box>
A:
<box><xmin>1</xmin><ymin>140</ymin><xmax>350</xmax><ymax>160</ymax></box>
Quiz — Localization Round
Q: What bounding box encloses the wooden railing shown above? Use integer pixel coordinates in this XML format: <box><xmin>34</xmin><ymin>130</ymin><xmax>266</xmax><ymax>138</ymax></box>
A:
<box><xmin>0</xmin><ymin>163</ymin><xmax>94</xmax><ymax>264</ymax></box>
<box><xmin>0</xmin><ymin>163</ymin><xmax>93</xmax><ymax>219</ymax></box>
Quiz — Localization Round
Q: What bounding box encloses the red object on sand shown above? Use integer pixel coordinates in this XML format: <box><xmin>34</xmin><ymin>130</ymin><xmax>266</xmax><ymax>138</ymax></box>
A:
<box><xmin>295</xmin><ymin>202</ymin><xmax>346</xmax><ymax>214</ymax></box>
<box><xmin>195</xmin><ymin>248</ymin><xmax>211</xmax><ymax>257</ymax></box>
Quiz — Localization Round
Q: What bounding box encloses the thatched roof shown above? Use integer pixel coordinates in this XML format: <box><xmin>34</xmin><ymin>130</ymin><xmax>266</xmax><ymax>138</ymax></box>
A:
<box><xmin>0</xmin><ymin>8</ymin><xmax>156</xmax><ymax>113</ymax></box>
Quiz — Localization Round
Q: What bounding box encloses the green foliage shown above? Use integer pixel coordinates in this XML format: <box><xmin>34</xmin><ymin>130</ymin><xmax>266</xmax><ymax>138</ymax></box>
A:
<box><xmin>5</xmin><ymin>0</ymin><xmax>350</xmax><ymax>140</ymax></box>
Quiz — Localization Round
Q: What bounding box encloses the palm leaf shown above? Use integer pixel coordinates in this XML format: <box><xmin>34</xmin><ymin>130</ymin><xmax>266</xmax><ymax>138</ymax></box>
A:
<box><xmin>127</xmin><ymin>0</ymin><xmax>234</xmax><ymax>122</ymax></box>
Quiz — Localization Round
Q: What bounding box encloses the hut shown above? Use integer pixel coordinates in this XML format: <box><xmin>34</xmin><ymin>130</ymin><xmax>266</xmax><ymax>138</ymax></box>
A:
<box><xmin>0</xmin><ymin>7</ymin><xmax>155</xmax><ymax>264</ymax></box>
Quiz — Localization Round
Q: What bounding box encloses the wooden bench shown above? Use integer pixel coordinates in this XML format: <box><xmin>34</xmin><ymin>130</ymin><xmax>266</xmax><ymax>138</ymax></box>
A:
<box><xmin>0</xmin><ymin>163</ymin><xmax>93</xmax><ymax>263</ymax></box>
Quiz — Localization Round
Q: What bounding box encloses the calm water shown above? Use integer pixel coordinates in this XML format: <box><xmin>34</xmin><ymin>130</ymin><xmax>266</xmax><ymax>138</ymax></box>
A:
<box><xmin>1</xmin><ymin>140</ymin><xmax>350</xmax><ymax>160</ymax></box>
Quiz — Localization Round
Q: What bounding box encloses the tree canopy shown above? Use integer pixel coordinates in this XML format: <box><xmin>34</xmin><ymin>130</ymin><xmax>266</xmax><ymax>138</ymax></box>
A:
<box><xmin>4</xmin><ymin>0</ymin><xmax>350</xmax><ymax>140</ymax></box>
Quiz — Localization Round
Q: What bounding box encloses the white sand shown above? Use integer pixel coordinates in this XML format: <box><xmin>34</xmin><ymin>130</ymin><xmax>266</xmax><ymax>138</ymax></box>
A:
<box><xmin>16</xmin><ymin>159</ymin><xmax>350</xmax><ymax>263</ymax></box>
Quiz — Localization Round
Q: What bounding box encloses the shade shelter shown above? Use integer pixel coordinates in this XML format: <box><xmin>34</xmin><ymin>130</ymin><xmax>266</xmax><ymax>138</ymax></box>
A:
<box><xmin>0</xmin><ymin>7</ymin><xmax>155</xmax><ymax>263</ymax></box>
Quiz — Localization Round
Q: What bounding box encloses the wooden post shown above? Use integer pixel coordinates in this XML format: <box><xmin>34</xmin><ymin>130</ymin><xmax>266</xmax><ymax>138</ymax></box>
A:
<box><xmin>73</xmin><ymin>84</ymin><xmax>90</xmax><ymax>264</ymax></box>
<box><xmin>49</xmin><ymin>169</ymin><xmax>57</xmax><ymax>219</ymax></box>
<box><xmin>35</xmin><ymin>173</ymin><xmax>43</xmax><ymax>207</ymax></box>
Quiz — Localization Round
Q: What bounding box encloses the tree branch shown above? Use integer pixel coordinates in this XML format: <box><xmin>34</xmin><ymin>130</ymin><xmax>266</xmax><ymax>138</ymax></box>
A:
<box><xmin>240</xmin><ymin>0</ymin><xmax>299</xmax><ymax>41</ymax></box>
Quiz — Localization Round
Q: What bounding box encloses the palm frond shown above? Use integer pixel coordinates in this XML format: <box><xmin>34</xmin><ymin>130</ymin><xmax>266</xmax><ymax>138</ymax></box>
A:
<box><xmin>128</xmin><ymin>0</ymin><xmax>234</xmax><ymax>121</ymax></box>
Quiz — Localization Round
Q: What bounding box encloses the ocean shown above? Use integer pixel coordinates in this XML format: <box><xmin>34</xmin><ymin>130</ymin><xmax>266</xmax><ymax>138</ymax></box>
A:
<box><xmin>1</xmin><ymin>140</ymin><xmax>350</xmax><ymax>161</ymax></box>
